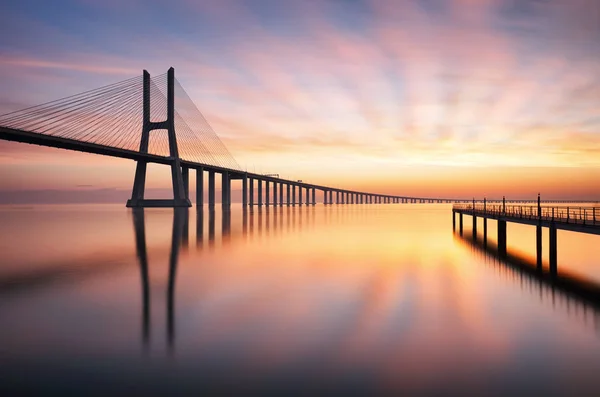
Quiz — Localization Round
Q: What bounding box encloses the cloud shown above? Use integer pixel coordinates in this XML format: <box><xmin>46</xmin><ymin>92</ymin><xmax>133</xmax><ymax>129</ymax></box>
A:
<box><xmin>0</xmin><ymin>0</ymin><xmax>599</xmax><ymax>197</ymax></box>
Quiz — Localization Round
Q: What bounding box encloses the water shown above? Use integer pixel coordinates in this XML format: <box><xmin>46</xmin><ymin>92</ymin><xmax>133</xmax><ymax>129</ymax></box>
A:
<box><xmin>0</xmin><ymin>203</ymin><xmax>599</xmax><ymax>396</ymax></box>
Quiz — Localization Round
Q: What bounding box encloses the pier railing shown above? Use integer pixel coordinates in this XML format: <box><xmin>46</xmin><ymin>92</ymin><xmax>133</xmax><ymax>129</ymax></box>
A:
<box><xmin>453</xmin><ymin>204</ymin><xmax>599</xmax><ymax>226</ymax></box>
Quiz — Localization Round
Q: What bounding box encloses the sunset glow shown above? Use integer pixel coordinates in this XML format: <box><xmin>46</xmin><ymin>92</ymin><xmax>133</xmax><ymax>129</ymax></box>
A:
<box><xmin>1</xmin><ymin>0</ymin><xmax>599</xmax><ymax>200</ymax></box>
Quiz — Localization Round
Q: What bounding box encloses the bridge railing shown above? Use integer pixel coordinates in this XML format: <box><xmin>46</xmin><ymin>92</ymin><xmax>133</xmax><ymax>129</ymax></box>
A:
<box><xmin>453</xmin><ymin>204</ymin><xmax>600</xmax><ymax>226</ymax></box>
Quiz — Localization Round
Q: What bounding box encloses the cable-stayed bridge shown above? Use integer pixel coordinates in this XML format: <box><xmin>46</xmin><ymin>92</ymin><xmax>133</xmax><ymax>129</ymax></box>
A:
<box><xmin>0</xmin><ymin>68</ymin><xmax>590</xmax><ymax>208</ymax></box>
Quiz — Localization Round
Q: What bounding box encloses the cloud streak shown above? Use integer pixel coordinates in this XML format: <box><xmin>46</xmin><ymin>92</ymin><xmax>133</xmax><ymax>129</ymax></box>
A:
<box><xmin>0</xmin><ymin>0</ymin><xmax>598</xmax><ymax>197</ymax></box>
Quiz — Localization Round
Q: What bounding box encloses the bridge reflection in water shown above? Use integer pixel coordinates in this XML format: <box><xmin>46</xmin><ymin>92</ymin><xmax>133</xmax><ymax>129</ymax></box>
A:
<box><xmin>454</xmin><ymin>231</ymin><xmax>600</xmax><ymax>336</ymax></box>
<box><xmin>132</xmin><ymin>206</ymin><xmax>600</xmax><ymax>356</ymax></box>
<box><xmin>131</xmin><ymin>206</ymin><xmax>320</xmax><ymax>353</ymax></box>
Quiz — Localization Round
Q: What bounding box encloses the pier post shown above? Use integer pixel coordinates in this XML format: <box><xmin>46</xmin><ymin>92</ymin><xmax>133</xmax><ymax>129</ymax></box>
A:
<box><xmin>286</xmin><ymin>184</ymin><xmax>291</xmax><ymax>206</ymax></box>
<box><xmin>483</xmin><ymin>218</ymin><xmax>487</xmax><ymax>246</ymax></box>
<box><xmin>273</xmin><ymin>182</ymin><xmax>278</xmax><ymax>206</ymax></box>
<box><xmin>536</xmin><ymin>225</ymin><xmax>542</xmax><ymax>270</ymax></box>
<box><xmin>472</xmin><ymin>215</ymin><xmax>477</xmax><ymax>239</ymax></box>
<box><xmin>292</xmin><ymin>185</ymin><xmax>296</xmax><ymax>205</ymax></box>
<box><xmin>312</xmin><ymin>188</ymin><xmax>316</xmax><ymax>205</ymax></box>
<box><xmin>298</xmin><ymin>186</ymin><xmax>303</xmax><ymax>206</ymax></box>
<box><xmin>549</xmin><ymin>223</ymin><xmax>557</xmax><ymax>275</ymax></box>
<box><xmin>258</xmin><ymin>179</ymin><xmax>263</xmax><ymax>207</ymax></box>
<box><xmin>498</xmin><ymin>220</ymin><xmax>507</xmax><ymax>257</ymax></box>
<box><xmin>249</xmin><ymin>178</ymin><xmax>254</xmax><ymax>207</ymax></box>
<box><xmin>459</xmin><ymin>213</ymin><xmax>463</xmax><ymax>235</ymax></box>
<box><xmin>336</xmin><ymin>191</ymin><xmax>339</xmax><ymax>204</ymax></box>
<box><xmin>242</xmin><ymin>175</ymin><xmax>248</xmax><ymax>207</ymax></box>
<box><xmin>196</xmin><ymin>168</ymin><xmax>204</xmax><ymax>207</ymax></box>
<box><xmin>305</xmin><ymin>187</ymin><xmax>310</xmax><ymax>206</ymax></box>
<box><xmin>208</xmin><ymin>171</ymin><xmax>215</xmax><ymax>210</ymax></box>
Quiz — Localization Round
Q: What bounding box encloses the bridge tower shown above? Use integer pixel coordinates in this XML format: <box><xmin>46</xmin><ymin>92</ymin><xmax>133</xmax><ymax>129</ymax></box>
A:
<box><xmin>127</xmin><ymin>68</ymin><xmax>191</xmax><ymax>208</ymax></box>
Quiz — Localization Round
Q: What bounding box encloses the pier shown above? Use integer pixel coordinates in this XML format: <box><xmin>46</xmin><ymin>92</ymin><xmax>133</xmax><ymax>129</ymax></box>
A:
<box><xmin>453</xmin><ymin>197</ymin><xmax>600</xmax><ymax>275</ymax></box>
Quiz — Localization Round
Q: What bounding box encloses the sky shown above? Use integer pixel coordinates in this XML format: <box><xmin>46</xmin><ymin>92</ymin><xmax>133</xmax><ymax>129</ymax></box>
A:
<box><xmin>0</xmin><ymin>0</ymin><xmax>599</xmax><ymax>201</ymax></box>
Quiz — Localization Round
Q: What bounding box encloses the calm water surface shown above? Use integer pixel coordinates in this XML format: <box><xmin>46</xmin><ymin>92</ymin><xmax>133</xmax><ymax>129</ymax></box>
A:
<box><xmin>0</xmin><ymin>203</ymin><xmax>599</xmax><ymax>396</ymax></box>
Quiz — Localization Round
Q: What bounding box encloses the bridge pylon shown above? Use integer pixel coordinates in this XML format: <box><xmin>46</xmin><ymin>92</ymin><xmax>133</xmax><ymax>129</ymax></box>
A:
<box><xmin>126</xmin><ymin>67</ymin><xmax>191</xmax><ymax>208</ymax></box>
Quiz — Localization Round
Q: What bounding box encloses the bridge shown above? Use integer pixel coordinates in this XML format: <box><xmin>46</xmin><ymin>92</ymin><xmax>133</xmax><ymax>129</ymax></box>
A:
<box><xmin>0</xmin><ymin>67</ymin><xmax>595</xmax><ymax>208</ymax></box>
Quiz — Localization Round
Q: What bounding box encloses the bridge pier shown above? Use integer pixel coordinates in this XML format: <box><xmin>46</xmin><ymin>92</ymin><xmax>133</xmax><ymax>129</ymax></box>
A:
<box><xmin>182</xmin><ymin>166</ymin><xmax>189</xmax><ymax>200</ymax></box>
<box><xmin>286</xmin><ymin>184</ymin><xmax>291</xmax><ymax>206</ymax></box>
<box><xmin>312</xmin><ymin>188</ymin><xmax>316</xmax><ymax>205</ymax></box>
<box><xmin>452</xmin><ymin>211</ymin><xmax>456</xmax><ymax>230</ymax></box>
<box><xmin>305</xmin><ymin>187</ymin><xmax>310</xmax><ymax>206</ymax></box>
<box><xmin>298</xmin><ymin>186</ymin><xmax>303</xmax><ymax>206</ymax></box>
<box><xmin>279</xmin><ymin>183</ymin><xmax>284</xmax><ymax>206</ymax></box>
<box><xmin>221</xmin><ymin>172</ymin><xmax>230</xmax><ymax>210</ymax></box>
<box><xmin>208</xmin><ymin>171</ymin><xmax>215</xmax><ymax>209</ymax></box>
<box><xmin>258</xmin><ymin>179</ymin><xmax>263</xmax><ymax>207</ymax></box>
<box><xmin>472</xmin><ymin>215</ymin><xmax>477</xmax><ymax>239</ymax></box>
<box><xmin>459</xmin><ymin>213</ymin><xmax>463</xmax><ymax>235</ymax></box>
<box><xmin>266</xmin><ymin>180</ymin><xmax>270</xmax><ymax>206</ymax></box>
<box><xmin>498</xmin><ymin>220</ymin><xmax>507</xmax><ymax>257</ymax></box>
<box><xmin>273</xmin><ymin>182</ymin><xmax>278</xmax><ymax>206</ymax></box>
<box><xmin>196</xmin><ymin>168</ymin><xmax>203</xmax><ymax>207</ymax></box>
<box><xmin>249</xmin><ymin>178</ymin><xmax>254</xmax><ymax>207</ymax></box>
<box><xmin>292</xmin><ymin>185</ymin><xmax>296</xmax><ymax>206</ymax></box>
<box><xmin>242</xmin><ymin>176</ymin><xmax>248</xmax><ymax>207</ymax></box>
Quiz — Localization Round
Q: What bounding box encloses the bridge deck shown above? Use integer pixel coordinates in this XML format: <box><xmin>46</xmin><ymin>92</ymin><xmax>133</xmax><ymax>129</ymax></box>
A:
<box><xmin>453</xmin><ymin>204</ymin><xmax>600</xmax><ymax>235</ymax></box>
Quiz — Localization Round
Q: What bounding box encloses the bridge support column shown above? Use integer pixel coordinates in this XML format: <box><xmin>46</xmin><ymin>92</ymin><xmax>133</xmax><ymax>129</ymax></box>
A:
<box><xmin>242</xmin><ymin>175</ymin><xmax>248</xmax><ymax>207</ymax></box>
<box><xmin>472</xmin><ymin>215</ymin><xmax>477</xmax><ymax>239</ymax></box>
<box><xmin>182</xmin><ymin>166</ymin><xmax>189</xmax><ymax>200</ymax></box>
<box><xmin>196</xmin><ymin>168</ymin><xmax>203</xmax><ymax>207</ymax></box>
<box><xmin>459</xmin><ymin>213</ymin><xmax>463</xmax><ymax>235</ymax></box>
<box><xmin>249</xmin><ymin>178</ymin><xmax>254</xmax><ymax>207</ymax></box>
<box><xmin>279</xmin><ymin>182</ymin><xmax>284</xmax><ymax>206</ymax></box>
<box><xmin>266</xmin><ymin>180</ymin><xmax>270</xmax><ymax>206</ymax></box>
<box><xmin>312</xmin><ymin>188</ymin><xmax>316</xmax><ymax>205</ymax></box>
<box><xmin>286</xmin><ymin>184</ymin><xmax>291</xmax><ymax>206</ymax></box>
<box><xmin>208</xmin><ymin>171</ymin><xmax>215</xmax><ymax>210</ymax></box>
<box><xmin>126</xmin><ymin>68</ymin><xmax>191</xmax><ymax>208</ymax></box>
<box><xmin>549</xmin><ymin>223</ymin><xmax>557</xmax><ymax>275</ymax></box>
<box><xmin>221</xmin><ymin>172</ymin><xmax>230</xmax><ymax>210</ymax></box>
<box><xmin>452</xmin><ymin>211</ymin><xmax>456</xmax><ymax>230</ymax></box>
<box><xmin>298</xmin><ymin>186</ymin><xmax>303</xmax><ymax>206</ymax></box>
<box><xmin>536</xmin><ymin>224</ymin><xmax>542</xmax><ymax>270</ymax></box>
<box><xmin>305</xmin><ymin>187</ymin><xmax>310</xmax><ymax>206</ymax></box>
<box><xmin>336</xmin><ymin>191</ymin><xmax>339</xmax><ymax>204</ymax></box>
<box><xmin>498</xmin><ymin>220</ymin><xmax>507</xmax><ymax>257</ymax></box>
<box><xmin>258</xmin><ymin>179</ymin><xmax>263</xmax><ymax>207</ymax></box>
<box><xmin>273</xmin><ymin>182</ymin><xmax>278</xmax><ymax>206</ymax></box>
<box><xmin>292</xmin><ymin>185</ymin><xmax>296</xmax><ymax>206</ymax></box>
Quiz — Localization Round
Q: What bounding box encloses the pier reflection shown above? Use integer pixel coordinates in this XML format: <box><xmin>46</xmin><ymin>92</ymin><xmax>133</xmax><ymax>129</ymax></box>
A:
<box><xmin>454</xmin><ymin>231</ymin><xmax>600</xmax><ymax>335</ymax></box>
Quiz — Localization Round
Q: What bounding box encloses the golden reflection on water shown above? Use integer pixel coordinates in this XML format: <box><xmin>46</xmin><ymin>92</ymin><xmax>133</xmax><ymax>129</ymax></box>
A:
<box><xmin>0</xmin><ymin>203</ymin><xmax>599</xmax><ymax>394</ymax></box>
